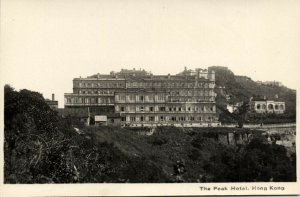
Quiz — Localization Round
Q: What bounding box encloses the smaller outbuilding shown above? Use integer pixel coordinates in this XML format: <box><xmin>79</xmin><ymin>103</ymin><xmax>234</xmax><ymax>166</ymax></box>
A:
<box><xmin>250</xmin><ymin>100</ymin><xmax>285</xmax><ymax>114</ymax></box>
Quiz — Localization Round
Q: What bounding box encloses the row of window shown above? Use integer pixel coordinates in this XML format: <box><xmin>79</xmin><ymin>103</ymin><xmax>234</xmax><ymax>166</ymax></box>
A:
<box><xmin>256</xmin><ymin>104</ymin><xmax>285</xmax><ymax>110</ymax></box>
<box><xmin>170</xmin><ymin>90</ymin><xmax>214</xmax><ymax>96</ymax></box>
<box><xmin>66</xmin><ymin>97</ymin><xmax>113</xmax><ymax>104</ymax></box>
<box><xmin>76</xmin><ymin>89</ymin><xmax>116</xmax><ymax>94</ymax></box>
<box><xmin>66</xmin><ymin>96</ymin><xmax>216</xmax><ymax>105</ymax></box>
<box><xmin>170</xmin><ymin>97</ymin><xmax>215</xmax><ymax>102</ymax></box>
<box><xmin>126</xmin><ymin>81</ymin><xmax>214</xmax><ymax>88</ymax></box>
<box><xmin>74</xmin><ymin>89</ymin><xmax>215</xmax><ymax>98</ymax></box>
<box><xmin>75</xmin><ymin>82</ymin><xmax>125</xmax><ymax>88</ymax></box>
<box><xmin>116</xmin><ymin>95</ymin><xmax>215</xmax><ymax>103</ymax></box>
<box><xmin>116</xmin><ymin>105</ymin><xmax>216</xmax><ymax>112</ymax></box>
<box><xmin>121</xmin><ymin>115</ymin><xmax>216</xmax><ymax>122</ymax></box>
<box><xmin>74</xmin><ymin>81</ymin><xmax>215</xmax><ymax>88</ymax></box>
<box><xmin>116</xmin><ymin>94</ymin><xmax>166</xmax><ymax>102</ymax></box>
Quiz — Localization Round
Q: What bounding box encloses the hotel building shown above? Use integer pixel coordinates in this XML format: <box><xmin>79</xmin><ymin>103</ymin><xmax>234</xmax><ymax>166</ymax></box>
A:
<box><xmin>64</xmin><ymin>67</ymin><xmax>219</xmax><ymax>127</ymax></box>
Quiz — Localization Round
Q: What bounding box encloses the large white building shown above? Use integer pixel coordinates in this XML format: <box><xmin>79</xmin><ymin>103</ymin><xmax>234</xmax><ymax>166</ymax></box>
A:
<box><xmin>64</xmin><ymin>67</ymin><xmax>219</xmax><ymax>127</ymax></box>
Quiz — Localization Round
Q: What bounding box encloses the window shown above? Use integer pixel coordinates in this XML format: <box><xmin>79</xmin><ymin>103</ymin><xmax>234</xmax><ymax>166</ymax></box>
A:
<box><xmin>130</xmin><ymin>105</ymin><xmax>135</xmax><ymax>112</ymax></box>
<box><xmin>140</xmin><ymin>106</ymin><xmax>144</xmax><ymax>111</ymax></box>
<box><xmin>148</xmin><ymin>95</ymin><xmax>154</xmax><ymax>101</ymax></box>
<box><xmin>121</xmin><ymin>117</ymin><xmax>126</xmax><ymax>122</ymax></box>
<box><xmin>160</xmin><ymin>116</ymin><xmax>164</xmax><ymax>121</ymax></box>
<box><xmin>279</xmin><ymin>104</ymin><xmax>284</xmax><ymax>110</ymax></box>
<box><xmin>149</xmin><ymin>116</ymin><xmax>154</xmax><ymax>121</ymax></box>
<box><xmin>120</xmin><ymin>95</ymin><xmax>125</xmax><ymax>101</ymax></box>
<box><xmin>268</xmin><ymin>104</ymin><xmax>273</xmax><ymax>110</ymax></box>
<box><xmin>130</xmin><ymin>116</ymin><xmax>136</xmax><ymax>122</ymax></box>
<box><xmin>257</xmin><ymin>104</ymin><xmax>261</xmax><ymax>110</ymax></box>
<box><xmin>121</xmin><ymin>106</ymin><xmax>125</xmax><ymax>112</ymax></box>
<box><xmin>130</xmin><ymin>95</ymin><xmax>135</xmax><ymax>101</ymax></box>
<box><xmin>157</xmin><ymin>94</ymin><xmax>164</xmax><ymax>101</ymax></box>
<box><xmin>140</xmin><ymin>116</ymin><xmax>144</xmax><ymax>121</ymax></box>
<box><xmin>140</xmin><ymin>96</ymin><xmax>144</xmax><ymax>101</ymax></box>
<box><xmin>159</xmin><ymin>107</ymin><xmax>165</xmax><ymax>111</ymax></box>
<box><xmin>150</xmin><ymin>107</ymin><xmax>154</xmax><ymax>112</ymax></box>
<box><xmin>90</xmin><ymin>98</ymin><xmax>95</xmax><ymax>103</ymax></box>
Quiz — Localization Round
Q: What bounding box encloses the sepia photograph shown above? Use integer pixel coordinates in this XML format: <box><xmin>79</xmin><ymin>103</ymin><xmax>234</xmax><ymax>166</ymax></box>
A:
<box><xmin>1</xmin><ymin>0</ymin><xmax>299</xmax><ymax>196</ymax></box>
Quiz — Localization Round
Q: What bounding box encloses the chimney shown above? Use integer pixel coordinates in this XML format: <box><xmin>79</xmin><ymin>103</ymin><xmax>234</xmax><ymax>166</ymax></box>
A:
<box><xmin>52</xmin><ymin>94</ymin><xmax>55</xmax><ymax>101</ymax></box>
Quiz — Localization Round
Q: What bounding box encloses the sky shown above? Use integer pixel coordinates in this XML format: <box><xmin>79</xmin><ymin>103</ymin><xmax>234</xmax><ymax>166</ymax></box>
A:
<box><xmin>1</xmin><ymin>0</ymin><xmax>300</xmax><ymax>108</ymax></box>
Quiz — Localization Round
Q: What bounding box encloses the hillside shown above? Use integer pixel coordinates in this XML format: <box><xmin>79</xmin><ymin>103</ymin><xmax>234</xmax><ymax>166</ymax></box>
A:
<box><xmin>4</xmin><ymin>85</ymin><xmax>296</xmax><ymax>183</ymax></box>
<box><xmin>208</xmin><ymin>66</ymin><xmax>296</xmax><ymax>115</ymax></box>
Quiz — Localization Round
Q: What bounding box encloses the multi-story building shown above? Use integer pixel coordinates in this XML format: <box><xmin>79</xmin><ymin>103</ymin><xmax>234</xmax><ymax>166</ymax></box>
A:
<box><xmin>64</xmin><ymin>67</ymin><xmax>219</xmax><ymax>127</ymax></box>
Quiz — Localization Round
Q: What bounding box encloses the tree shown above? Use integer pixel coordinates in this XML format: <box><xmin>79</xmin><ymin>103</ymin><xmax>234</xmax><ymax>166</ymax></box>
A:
<box><xmin>235</xmin><ymin>102</ymin><xmax>250</xmax><ymax>128</ymax></box>
<box><xmin>4</xmin><ymin>85</ymin><xmax>75</xmax><ymax>183</ymax></box>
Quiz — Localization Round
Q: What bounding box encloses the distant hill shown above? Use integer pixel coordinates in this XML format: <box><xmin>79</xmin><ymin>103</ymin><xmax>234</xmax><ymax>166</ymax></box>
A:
<box><xmin>208</xmin><ymin>66</ymin><xmax>296</xmax><ymax>115</ymax></box>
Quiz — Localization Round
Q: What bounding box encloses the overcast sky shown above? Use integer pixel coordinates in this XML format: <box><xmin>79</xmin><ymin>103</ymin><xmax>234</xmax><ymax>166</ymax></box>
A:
<box><xmin>1</xmin><ymin>0</ymin><xmax>300</xmax><ymax>108</ymax></box>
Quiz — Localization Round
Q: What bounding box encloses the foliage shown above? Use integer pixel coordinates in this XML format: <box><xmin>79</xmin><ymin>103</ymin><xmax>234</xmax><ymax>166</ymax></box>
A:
<box><xmin>208</xmin><ymin>66</ymin><xmax>296</xmax><ymax>118</ymax></box>
<box><xmin>4</xmin><ymin>85</ymin><xmax>296</xmax><ymax>183</ymax></box>
<box><xmin>246</xmin><ymin>112</ymin><xmax>296</xmax><ymax>124</ymax></box>
<box><xmin>4</xmin><ymin>85</ymin><xmax>75</xmax><ymax>183</ymax></box>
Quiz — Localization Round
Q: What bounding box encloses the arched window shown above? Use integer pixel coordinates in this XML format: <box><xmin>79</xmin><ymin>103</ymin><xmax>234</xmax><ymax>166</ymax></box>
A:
<box><xmin>279</xmin><ymin>105</ymin><xmax>284</xmax><ymax>110</ymax></box>
<box><xmin>268</xmin><ymin>104</ymin><xmax>273</xmax><ymax>110</ymax></box>
<box><xmin>256</xmin><ymin>104</ymin><xmax>261</xmax><ymax>109</ymax></box>
<box><xmin>275</xmin><ymin>105</ymin><xmax>279</xmax><ymax>110</ymax></box>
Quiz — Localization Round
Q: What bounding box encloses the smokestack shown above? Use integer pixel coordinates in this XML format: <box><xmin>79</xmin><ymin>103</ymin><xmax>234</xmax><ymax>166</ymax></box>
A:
<box><xmin>52</xmin><ymin>94</ymin><xmax>55</xmax><ymax>101</ymax></box>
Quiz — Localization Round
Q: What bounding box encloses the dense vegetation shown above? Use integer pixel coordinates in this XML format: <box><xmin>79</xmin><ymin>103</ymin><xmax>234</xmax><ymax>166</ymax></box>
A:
<box><xmin>4</xmin><ymin>85</ymin><xmax>296</xmax><ymax>183</ymax></box>
<box><xmin>208</xmin><ymin>66</ymin><xmax>296</xmax><ymax>124</ymax></box>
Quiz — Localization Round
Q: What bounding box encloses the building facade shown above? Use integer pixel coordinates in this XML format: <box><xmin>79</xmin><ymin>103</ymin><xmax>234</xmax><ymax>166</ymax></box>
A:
<box><xmin>250</xmin><ymin>100</ymin><xmax>285</xmax><ymax>114</ymax></box>
<box><xmin>45</xmin><ymin>94</ymin><xmax>58</xmax><ymax>110</ymax></box>
<box><xmin>64</xmin><ymin>68</ymin><xmax>219</xmax><ymax>127</ymax></box>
